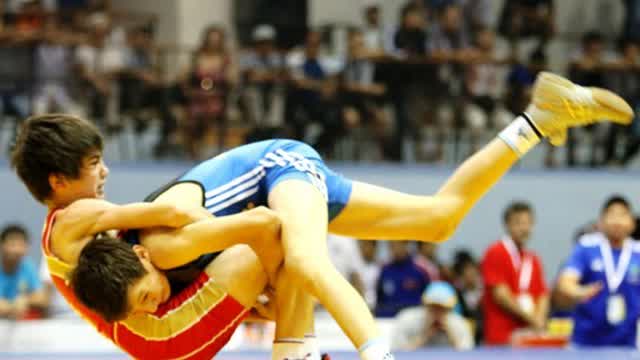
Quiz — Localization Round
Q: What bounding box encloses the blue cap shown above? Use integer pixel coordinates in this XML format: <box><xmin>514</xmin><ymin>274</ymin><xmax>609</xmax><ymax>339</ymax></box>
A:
<box><xmin>422</xmin><ymin>281</ymin><xmax>457</xmax><ymax>309</ymax></box>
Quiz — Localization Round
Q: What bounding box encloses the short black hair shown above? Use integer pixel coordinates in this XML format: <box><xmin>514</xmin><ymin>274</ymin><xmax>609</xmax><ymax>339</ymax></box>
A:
<box><xmin>70</xmin><ymin>236</ymin><xmax>147</xmax><ymax>322</ymax></box>
<box><xmin>11</xmin><ymin>114</ymin><xmax>103</xmax><ymax>202</ymax></box>
<box><xmin>503</xmin><ymin>201</ymin><xmax>534</xmax><ymax>224</ymax></box>
<box><xmin>0</xmin><ymin>224</ymin><xmax>28</xmax><ymax>244</ymax></box>
<box><xmin>601</xmin><ymin>195</ymin><xmax>632</xmax><ymax>214</ymax></box>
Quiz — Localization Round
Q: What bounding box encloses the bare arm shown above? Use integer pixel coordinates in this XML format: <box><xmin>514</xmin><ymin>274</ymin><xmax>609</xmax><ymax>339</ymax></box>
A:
<box><xmin>141</xmin><ymin>206</ymin><xmax>281</xmax><ymax>270</ymax></box>
<box><xmin>492</xmin><ymin>284</ymin><xmax>537</xmax><ymax>327</ymax></box>
<box><xmin>534</xmin><ymin>294</ymin><xmax>550</xmax><ymax>328</ymax></box>
<box><xmin>556</xmin><ymin>271</ymin><xmax>602</xmax><ymax>308</ymax></box>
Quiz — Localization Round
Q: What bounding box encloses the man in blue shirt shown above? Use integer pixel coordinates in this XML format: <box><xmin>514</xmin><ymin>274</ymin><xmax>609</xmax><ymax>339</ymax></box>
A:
<box><xmin>376</xmin><ymin>241</ymin><xmax>430</xmax><ymax>317</ymax></box>
<box><xmin>0</xmin><ymin>224</ymin><xmax>45</xmax><ymax>319</ymax></box>
<box><xmin>556</xmin><ymin>195</ymin><xmax>640</xmax><ymax>347</ymax></box>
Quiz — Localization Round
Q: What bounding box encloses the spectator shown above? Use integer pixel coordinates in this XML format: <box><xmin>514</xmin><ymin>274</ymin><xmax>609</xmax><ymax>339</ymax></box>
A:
<box><xmin>182</xmin><ymin>25</ymin><xmax>238</xmax><ymax>159</ymax></box>
<box><xmin>240</xmin><ymin>24</ymin><xmax>285</xmax><ymax>127</ymax></box>
<box><xmin>340</xmin><ymin>28</ymin><xmax>391</xmax><ymax>160</ymax></box>
<box><xmin>567</xmin><ymin>32</ymin><xmax>618</xmax><ymax>167</ymax></box>
<box><xmin>361</xmin><ymin>4</ymin><xmax>385</xmax><ymax>56</ymax></box>
<box><xmin>555</xmin><ymin>195</ymin><xmax>640</xmax><ymax>347</ymax></box>
<box><xmin>481</xmin><ymin>201</ymin><xmax>549</xmax><ymax>345</ymax></box>
<box><xmin>0</xmin><ymin>224</ymin><xmax>46</xmax><ymax>319</ymax></box>
<box><xmin>358</xmin><ymin>240</ymin><xmax>381</xmax><ymax>309</ymax></box>
<box><xmin>74</xmin><ymin>12</ymin><xmax>125</xmax><ymax>132</ymax></box>
<box><xmin>497</xmin><ymin>0</ymin><xmax>554</xmax><ymax>52</ymax></box>
<box><xmin>463</xmin><ymin>27</ymin><xmax>512</xmax><ymax>154</ymax></box>
<box><xmin>376</xmin><ymin>241</ymin><xmax>430</xmax><ymax>317</ymax></box>
<box><xmin>392</xmin><ymin>281</ymin><xmax>474</xmax><ymax>350</ymax></box>
<box><xmin>33</xmin><ymin>16</ymin><xmax>83</xmax><ymax>116</ymax></box>
<box><xmin>452</xmin><ymin>250</ymin><xmax>483</xmax><ymax>342</ymax></box>
<box><xmin>285</xmin><ymin>29</ymin><xmax>342</xmax><ymax>156</ymax></box>
<box><xmin>39</xmin><ymin>259</ymin><xmax>72</xmax><ymax>318</ymax></box>
<box><xmin>327</xmin><ymin>234</ymin><xmax>366</xmax><ymax>298</ymax></box>
<box><xmin>415</xmin><ymin>242</ymin><xmax>442</xmax><ymax>281</ymax></box>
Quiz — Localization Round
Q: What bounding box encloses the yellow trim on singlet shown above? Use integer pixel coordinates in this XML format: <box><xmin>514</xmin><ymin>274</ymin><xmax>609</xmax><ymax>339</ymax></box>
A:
<box><xmin>119</xmin><ymin>277</ymin><xmax>228</xmax><ymax>341</ymax></box>
<box><xmin>46</xmin><ymin>254</ymin><xmax>72</xmax><ymax>280</ymax></box>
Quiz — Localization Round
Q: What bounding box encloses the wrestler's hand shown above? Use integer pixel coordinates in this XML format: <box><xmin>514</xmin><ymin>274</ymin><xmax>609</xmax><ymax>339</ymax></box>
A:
<box><xmin>253</xmin><ymin>290</ymin><xmax>277</xmax><ymax>321</ymax></box>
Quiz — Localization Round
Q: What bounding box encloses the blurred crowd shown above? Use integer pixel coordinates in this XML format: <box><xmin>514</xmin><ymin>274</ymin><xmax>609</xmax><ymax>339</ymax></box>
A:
<box><xmin>5</xmin><ymin>194</ymin><xmax>640</xmax><ymax>350</ymax></box>
<box><xmin>0</xmin><ymin>0</ymin><xmax>640</xmax><ymax>165</ymax></box>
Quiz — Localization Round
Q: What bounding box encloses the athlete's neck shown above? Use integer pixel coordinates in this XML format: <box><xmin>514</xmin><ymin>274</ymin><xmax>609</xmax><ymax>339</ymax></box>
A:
<box><xmin>609</xmin><ymin>236</ymin><xmax>625</xmax><ymax>249</ymax></box>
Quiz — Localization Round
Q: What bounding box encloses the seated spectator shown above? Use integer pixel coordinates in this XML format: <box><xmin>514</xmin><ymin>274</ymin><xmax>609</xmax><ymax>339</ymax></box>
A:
<box><xmin>327</xmin><ymin>234</ymin><xmax>366</xmax><ymax>296</ymax></box>
<box><xmin>392</xmin><ymin>281</ymin><xmax>474</xmax><ymax>350</ymax></box>
<box><xmin>358</xmin><ymin>240</ymin><xmax>381</xmax><ymax>310</ymax></box>
<box><xmin>285</xmin><ymin>29</ymin><xmax>342</xmax><ymax>156</ymax></box>
<box><xmin>340</xmin><ymin>28</ymin><xmax>391</xmax><ymax>160</ymax></box>
<box><xmin>556</xmin><ymin>195</ymin><xmax>640</xmax><ymax>347</ymax></box>
<box><xmin>33</xmin><ymin>16</ymin><xmax>83</xmax><ymax>116</ymax></box>
<box><xmin>361</xmin><ymin>4</ymin><xmax>385</xmax><ymax>56</ymax></box>
<box><xmin>452</xmin><ymin>250</ymin><xmax>483</xmax><ymax>342</ymax></box>
<box><xmin>0</xmin><ymin>224</ymin><xmax>46</xmax><ymax>319</ymax></box>
<box><xmin>181</xmin><ymin>25</ymin><xmax>238</xmax><ymax>159</ymax></box>
<box><xmin>240</xmin><ymin>24</ymin><xmax>285</xmax><ymax>127</ymax></box>
<box><xmin>39</xmin><ymin>258</ymin><xmax>72</xmax><ymax>318</ymax></box>
<box><xmin>497</xmin><ymin>0</ymin><xmax>554</xmax><ymax>51</ymax></box>
<box><xmin>376</xmin><ymin>241</ymin><xmax>430</xmax><ymax>317</ymax></box>
<box><xmin>481</xmin><ymin>201</ymin><xmax>549</xmax><ymax>345</ymax></box>
<box><xmin>74</xmin><ymin>12</ymin><xmax>125</xmax><ymax>131</ymax></box>
<box><xmin>463</xmin><ymin>27</ymin><xmax>512</xmax><ymax>154</ymax></box>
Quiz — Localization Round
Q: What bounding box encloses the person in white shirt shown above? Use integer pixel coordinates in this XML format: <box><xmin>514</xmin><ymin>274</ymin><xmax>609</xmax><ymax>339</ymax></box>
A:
<box><xmin>392</xmin><ymin>281</ymin><xmax>474</xmax><ymax>350</ymax></box>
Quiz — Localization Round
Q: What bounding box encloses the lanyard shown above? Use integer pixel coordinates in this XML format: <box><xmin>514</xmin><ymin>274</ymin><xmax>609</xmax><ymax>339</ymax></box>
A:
<box><xmin>600</xmin><ymin>237</ymin><xmax>632</xmax><ymax>293</ymax></box>
<box><xmin>502</xmin><ymin>237</ymin><xmax>532</xmax><ymax>292</ymax></box>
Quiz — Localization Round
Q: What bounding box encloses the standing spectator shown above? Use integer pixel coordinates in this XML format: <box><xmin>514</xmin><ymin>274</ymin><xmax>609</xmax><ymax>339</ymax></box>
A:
<box><xmin>376</xmin><ymin>241</ymin><xmax>430</xmax><ymax>317</ymax></box>
<box><xmin>556</xmin><ymin>196</ymin><xmax>640</xmax><ymax>347</ymax></box>
<box><xmin>361</xmin><ymin>4</ymin><xmax>385</xmax><ymax>56</ymax></box>
<box><xmin>358</xmin><ymin>240</ymin><xmax>381</xmax><ymax>310</ymax></box>
<box><xmin>392</xmin><ymin>281</ymin><xmax>474</xmax><ymax>350</ymax></box>
<box><xmin>0</xmin><ymin>224</ymin><xmax>46</xmax><ymax>319</ymax></box>
<box><xmin>481</xmin><ymin>201</ymin><xmax>549</xmax><ymax>345</ymax></box>
<box><xmin>240</xmin><ymin>24</ymin><xmax>285</xmax><ymax>127</ymax></box>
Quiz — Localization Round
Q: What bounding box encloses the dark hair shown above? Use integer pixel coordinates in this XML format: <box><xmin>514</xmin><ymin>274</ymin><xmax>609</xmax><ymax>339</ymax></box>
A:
<box><xmin>0</xmin><ymin>224</ymin><xmax>28</xmax><ymax>244</ymax></box>
<box><xmin>503</xmin><ymin>201</ymin><xmax>534</xmax><ymax>224</ymax></box>
<box><xmin>582</xmin><ymin>31</ymin><xmax>603</xmax><ymax>46</ymax></box>
<box><xmin>452</xmin><ymin>250</ymin><xmax>476</xmax><ymax>276</ymax></box>
<box><xmin>70</xmin><ymin>236</ymin><xmax>146</xmax><ymax>322</ymax></box>
<box><xmin>602</xmin><ymin>195</ymin><xmax>632</xmax><ymax>214</ymax></box>
<box><xmin>10</xmin><ymin>114</ymin><xmax>103</xmax><ymax>203</ymax></box>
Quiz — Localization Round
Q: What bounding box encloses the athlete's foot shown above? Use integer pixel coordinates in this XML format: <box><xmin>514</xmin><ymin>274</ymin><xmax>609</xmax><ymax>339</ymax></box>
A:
<box><xmin>526</xmin><ymin>72</ymin><xmax>633</xmax><ymax>146</ymax></box>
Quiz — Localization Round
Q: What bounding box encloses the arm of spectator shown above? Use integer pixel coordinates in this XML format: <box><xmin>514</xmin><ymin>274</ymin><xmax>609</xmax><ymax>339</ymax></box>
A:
<box><xmin>0</xmin><ymin>298</ymin><xmax>11</xmax><ymax>318</ymax></box>
<box><xmin>445</xmin><ymin>315</ymin><xmax>474</xmax><ymax>350</ymax></box>
<box><xmin>556</xmin><ymin>271</ymin><xmax>603</xmax><ymax>307</ymax></box>
<box><xmin>555</xmin><ymin>243</ymin><xmax>603</xmax><ymax>308</ymax></box>
<box><xmin>534</xmin><ymin>294</ymin><xmax>550</xmax><ymax>331</ymax></box>
<box><xmin>24</xmin><ymin>260</ymin><xmax>47</xmax><ymax>311</ymax></box>
<box><xmin>491</xmin><ymin>285</ymin><xmax>541</xmax><ymax>329</ymax></box>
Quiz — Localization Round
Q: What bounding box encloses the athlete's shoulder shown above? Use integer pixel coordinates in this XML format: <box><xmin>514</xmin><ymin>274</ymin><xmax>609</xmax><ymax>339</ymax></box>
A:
<box><xmin>577</xmin><ymin>232</ymin><xmax>604</xmax><ymax>248</ymax></box>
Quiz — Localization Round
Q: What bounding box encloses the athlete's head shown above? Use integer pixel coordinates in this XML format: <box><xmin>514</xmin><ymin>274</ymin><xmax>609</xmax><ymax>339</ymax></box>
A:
<box><xmin>71</xmin><ymin>236</ymin><xmax>170</xmax><ymax>322</ymax></box>
<box><xmin>503</xmin><ymin>201</ymin><xmax>535</xmax><ymax>247</ymax></box>
<box><xmin>11</xmin><ymin>114</ymin><xmax>108</xmax><ymax>204</ymax></box>
<box><xmin>600</xmin><ymin>195</ymin><xmax>635</xmax><ymax>244</ymax></box>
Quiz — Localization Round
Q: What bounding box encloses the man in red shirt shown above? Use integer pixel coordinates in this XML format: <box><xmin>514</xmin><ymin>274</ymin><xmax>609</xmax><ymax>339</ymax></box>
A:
<box><xmin>481</xmin><ymin>201</ymin><xmax>549</xmax><ymax>345</ymax></box>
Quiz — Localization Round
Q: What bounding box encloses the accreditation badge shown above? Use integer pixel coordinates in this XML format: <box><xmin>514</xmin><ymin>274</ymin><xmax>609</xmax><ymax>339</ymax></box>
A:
<box><xmin>517</xmin><ymin>293</ymin><xmax>535</xmax><ymax>315</ymax></box>
<box><xmin>607</xmin><ymin>294</ymin><xmax>626</xmax><ymax>325</ymax></box>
